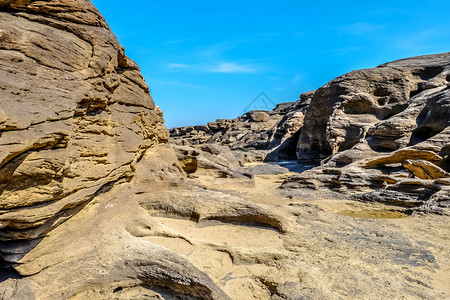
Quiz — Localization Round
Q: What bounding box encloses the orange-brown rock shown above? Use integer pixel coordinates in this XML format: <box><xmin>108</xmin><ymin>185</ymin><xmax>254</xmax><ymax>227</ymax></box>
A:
<box><xmin>403</xmin><ymin>159</ymin><xmax>450</xmax><ymax>180</ymax></box>
<box><xmin>365</xmin><ymin>149</ymin><xmax>442</xmax><ymax>167</ymax></box>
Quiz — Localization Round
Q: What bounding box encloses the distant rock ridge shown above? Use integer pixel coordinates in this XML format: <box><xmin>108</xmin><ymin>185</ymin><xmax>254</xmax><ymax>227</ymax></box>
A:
<box><xmin>170</xmin><ymin>53</ymin><xmax>450</xmax><ymax>213</ymax></box>
<box><xmin>170</xmin><ymin>90</ymin><xmax>314</xmax><ymax>162</ymax></box>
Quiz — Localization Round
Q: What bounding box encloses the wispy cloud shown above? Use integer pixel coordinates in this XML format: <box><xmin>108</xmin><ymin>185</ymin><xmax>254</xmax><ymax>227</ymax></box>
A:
<box><xmin>159</xmin><ymin>33</ymin><xmax>278</xmax><ymax>75</ymax></box>
<box><xmin>165</xmin><ymin>61</ymin><xmax>260</xmax><ymax>74</ymax></box>
<box><xmin>210</xmin><ymin>62</ymin><xmax>259</xmax><ymax>74</ymax></box>
<box><xmin>167</xmin><ymin>63</ymin><xmax>190</xmax><ymax>69</ymax></box>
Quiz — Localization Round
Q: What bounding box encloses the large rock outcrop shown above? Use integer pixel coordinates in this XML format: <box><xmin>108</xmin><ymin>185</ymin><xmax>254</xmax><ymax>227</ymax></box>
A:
<box><xmin>0</xmin><ymin>1</ymin><xmax>235</xmax><ymax>299</ymax></box>
<box><xmin>284</xmin><ymin>53</ymin><xmax>450</xmax><ymax>212</ymax></box>
<box><xmin>297</xmin><ymin>53</ymin><xmax>450</xmax><ymax>159</ymax></box>
<box><xmin>170</xmin><ymin>53</ymin><xmax>450</xmax><ymax>213</ymax></box>
<box><xmin>0</xmin><ymin>0</ymin><xmax>174</xmax><ymax>263</ymax></box>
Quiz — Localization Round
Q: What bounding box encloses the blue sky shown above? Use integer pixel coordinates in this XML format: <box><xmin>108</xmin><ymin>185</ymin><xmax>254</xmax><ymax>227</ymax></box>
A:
<box><xmin>91</xmin><ymin>0</ymin><xmax>450</xmax><ymax>128</ymax></box>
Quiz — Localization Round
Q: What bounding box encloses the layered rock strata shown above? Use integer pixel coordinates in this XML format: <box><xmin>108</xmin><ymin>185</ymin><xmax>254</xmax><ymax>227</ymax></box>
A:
<box><xmin>170</xmin><ymin>53</ymin><xmax>450</xmax><ymax>213</ymax></box>
<box><xmin>285</xmin><ymin>53</ymin><xmax>450</xmax><ymax>212</ymax></box>
<box><xmin>0</xmin><ymin>0</ymin><xmax>173</xmax><ymax>264</ymax></box>
<box><xmin>0</xmin><ymin>1</ymin><xmax>272</xmax><ymax>298</ymax></box>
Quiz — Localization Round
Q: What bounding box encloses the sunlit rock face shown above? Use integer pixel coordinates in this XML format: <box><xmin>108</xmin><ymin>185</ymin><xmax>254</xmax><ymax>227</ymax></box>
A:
<box><xmin>297</xmin><ymin>53</ymin><xmax>450</xmax><ymax>159</ymax></box>
<box><xmin>288</xmin><ymin>53</ymin><xmax>450</xmax><ymax>211</ymax></box>
<box><xmin>0</xmin><ymin>0</ymin><xmax>171</xmax><ymax>263</ymax></box>
<box><xmin>170</xmin><ymin>52</ymin><xmax>450</xmax><ymax>212</ymax></box>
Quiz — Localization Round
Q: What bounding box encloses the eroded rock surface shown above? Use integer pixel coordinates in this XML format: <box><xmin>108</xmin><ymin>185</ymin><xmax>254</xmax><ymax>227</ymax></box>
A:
<box><xmin>0</xmin><ymin>0</ymin><xmax>172</xmax><ymax>263</ymax></box>
<box><xmin>172</xmin><ymin>144</ymin><xmax>251</xmax><ymax>179</ymax></box>
<box><xmin>171</xmin><ymin>53</ymin><xmax>450</xmax><ymax>213</ymax></box>
<box><xmin>283</xmin><ymin>53</ymin><xmax>450</xmax><ymax>213</ymax></box>
<box><xmin>0</xmin><ymin>1</ymin><xmax>234</xmax><ymax>298</ymax></box>
<box><xmin>0</xmin><ymin>1</ymin><xmax>449</xmax><ymax>299</ymax></box>
<box><xmin>148</xmin><ymin>166</ymin><xmax>450</xmax><ymax>300</ymax></box>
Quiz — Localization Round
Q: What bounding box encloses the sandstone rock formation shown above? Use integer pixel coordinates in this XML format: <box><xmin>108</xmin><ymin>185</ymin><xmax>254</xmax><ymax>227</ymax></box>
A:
<box><xmin>0</xmin><ymin>0</ymin><xmax>176</xmax><ymax>264</ymax></box>
<box><xmin>172</xmin><ymin>144</ymin><xmax>249</xmax><ymax>178</ymax></box>
<box><xmin>171</xmin><ymin>53</ymin><xmax>450</xmax><ymax>214</ymax></box>
<box><xmin>0</xmin><ymin>1</ymin><xmax>271</xmax><ymax>298</ymax></box>
<box><xmin>284</xmin><ymin>53</ymin><xmax>450</xmax><ymax>213</ymax></box>
<box><xmin>1</xmin><ymin>1</ymin><xmax>449</xmax><ymax>299</ymax></box>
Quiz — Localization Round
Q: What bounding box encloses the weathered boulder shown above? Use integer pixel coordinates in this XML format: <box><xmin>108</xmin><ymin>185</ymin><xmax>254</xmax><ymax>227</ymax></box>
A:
<box><xmin>365</xmin><ymin>149</ymin><xmax>443</xmax><ymax>167</ymax></box>
<box><xmin>244</xmin><ymin>163</ymin><xmax>289</xmax><ymax>175</ymax></box>
<box><xmin>172</xmin><ymin>144</ymin><xmax>251</xmax><ymax>178</ymax></box>
<box><xmin>250</xmin><ymin>111</ymin><xmax>269</xmax><ymax>122</ymax></box>
<box><xmin>297</xmin><ymin>53</ymin><xmax>450</xmax><ymax>159</ymax></box>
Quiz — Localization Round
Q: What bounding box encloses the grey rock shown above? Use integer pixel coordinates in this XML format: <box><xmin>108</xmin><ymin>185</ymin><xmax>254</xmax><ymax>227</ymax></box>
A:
<box><xmin>245</xmin><ymin>164</ymin><xmax>289</xmax><ymax>175</ymax></box>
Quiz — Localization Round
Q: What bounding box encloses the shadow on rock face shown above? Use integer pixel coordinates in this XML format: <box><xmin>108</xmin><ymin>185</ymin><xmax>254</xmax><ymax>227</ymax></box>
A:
<box><xmin>0</xmin><ymin>263</ymin><xmax>22</xmax><ymax>283</ymax></box>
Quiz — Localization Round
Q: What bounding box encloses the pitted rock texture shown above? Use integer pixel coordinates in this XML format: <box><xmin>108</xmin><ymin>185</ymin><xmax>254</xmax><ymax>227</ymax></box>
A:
<box><xmin>283</xmin><ymin>53</ymin><xmax>450</xmax><ymax>212</ymax></box>
<box><xmin>172</xmin><ymin>144</ymin><xmax>252</xmax><ymax>179</ymax></box>
<box><xmin>297</xmin><ymin>53</ymin><xmax>450</xmax><ymax>159</ymax></box>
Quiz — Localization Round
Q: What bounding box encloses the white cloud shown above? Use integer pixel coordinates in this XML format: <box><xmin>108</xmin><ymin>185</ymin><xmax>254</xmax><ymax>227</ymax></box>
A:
<box><xmin>210</xmin><ymin>62</ymin><xmax>258</xmax><ymax>74</ymax></box>
<box><xmin>164</xmin><ymin>61</ymin><xmax>261</xmax><ymax>74</ymax></box>
<box><xmin>168</xmin><ymin>63</ymin><xmax>190</xmax><ymax>68</ymax></box>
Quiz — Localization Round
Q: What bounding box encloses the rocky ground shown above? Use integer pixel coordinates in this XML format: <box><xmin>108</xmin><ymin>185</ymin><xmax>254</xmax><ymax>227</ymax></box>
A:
<box><xmin>0</xmin><ymin>0</ymin><xmax>449</xmax><ymax>299</ymax></box>
<box><xmin>3</xmin><ymin>161</ymin><xmax>448</xmax><ymax>299</ymax></box>
<box><xmin>141</xmin><ymin>163</ymin><xmax>450</xmax><ymax>299</ymax></box>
